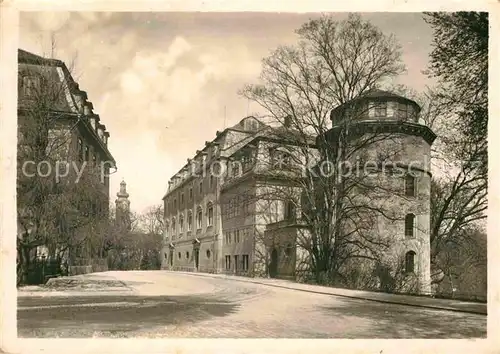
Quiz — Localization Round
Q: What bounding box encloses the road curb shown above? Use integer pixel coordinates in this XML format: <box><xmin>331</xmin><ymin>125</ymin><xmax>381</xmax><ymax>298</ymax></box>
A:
<box><xmin>170</xmin><ymin>271</ymin><xmax>487</xmax><ymax>316</ymax></box>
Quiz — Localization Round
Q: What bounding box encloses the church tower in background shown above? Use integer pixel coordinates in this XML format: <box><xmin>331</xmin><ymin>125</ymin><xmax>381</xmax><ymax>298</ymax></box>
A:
<box><xmin>115</xmin><ymin>179</ymin><xmax>131</xmax><ymax>230</ymax></box>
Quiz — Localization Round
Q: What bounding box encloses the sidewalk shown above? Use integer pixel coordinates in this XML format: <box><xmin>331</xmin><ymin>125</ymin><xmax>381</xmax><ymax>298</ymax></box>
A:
<box><xmin>173</xmin><ymin>271</ymin><xmax>487</xmax><ymax>315</ymax></box>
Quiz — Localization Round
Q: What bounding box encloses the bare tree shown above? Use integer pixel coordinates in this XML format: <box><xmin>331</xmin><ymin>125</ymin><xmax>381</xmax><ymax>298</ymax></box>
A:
<box><xmin>236</xmin><ymin>14</ymin><xmax>428</xmax><ymax>288</ymax></box>
<box><xmin>17</xmin><ymin>50</ymin><xmax>110</xmax><ymax>284</ymax></box>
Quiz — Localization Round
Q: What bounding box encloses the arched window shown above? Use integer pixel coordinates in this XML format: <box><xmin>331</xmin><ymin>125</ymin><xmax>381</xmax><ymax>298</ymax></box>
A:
<box><xmin>405</xmin><ymin>214</ymin><xmax>415</xmax><ymax>237</ymax></box>
<box><xmin>187</xmin><ymin>210</ymin><xmax>193</xmax><ymax>232</ymax></box>
<box><xmin>196</xmin><ymin>206</ymin><xmax>203</xmax><ymax>230</ymax></box>
<box><xmin>405</xmin><ymin>251</ymin><xmax>416</xmax><ymax>273</ymax></box>
<box><xmin>207</xmin><ymin>202</ymin><xmax>214</xmax><ymax>226</ymax></box>
<box><xmin>405</xmin><ymin>174</ymin><xmax>416</xmax><ymax>197</ymax></box>
<box><xmin>179</xmin><ymin>214</ymin><xmax>184</xmax><ymax>233</ymax></box>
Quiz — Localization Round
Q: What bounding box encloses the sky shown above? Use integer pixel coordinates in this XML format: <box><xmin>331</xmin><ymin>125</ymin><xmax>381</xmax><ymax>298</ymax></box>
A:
<box><xmin>19</xmin><ymin>12</ymin><xmax>435</xmax><ymax>214</ymax></box>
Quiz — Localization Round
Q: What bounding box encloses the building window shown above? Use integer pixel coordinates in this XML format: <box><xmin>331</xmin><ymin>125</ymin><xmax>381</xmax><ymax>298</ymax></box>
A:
<box><xmin>206</xmin><ymin>249</ymin><xmax>211</xmax><ymax>258</ymax></box>
<box><xmin>405</xmin><ymin>213</ymin><xmax>415</xmax><ymax>237</ymax></box>
<box><xmin>178</xmin><ymin>252</ymin><xmax>181</xmax><ymax>259</ymax></box>
<box><xmin>171</xmin><ymin>218</ymin><xmax>176</xmax><ymax>237</ymax></box>
<box><xmin>405</xmin><ymin>174</ymin><xmax>416</xmax><ymax>197</ymax></box>
<box><xmin>84</xmin><ymin>145</ymin><xmax>90</xmax><ymax>161</ymax></box>
<box><xmin>77</xmin><ymin>138</ymin><xmax>84</xmax><ymax>161</ymax></box>
<box><xmin>225</xmin><ymin>255</ymin><xmax>231</xmax><ymax>270</ymax></box>
<box><xmin>284</xmin><ymin>243</ymin><xmax>293</xmax><ymax>258</ymax></box>
<box><xmin>196</xmin><ymin>206</ymin><xmax>203</xmax><ymax>229</ymax></box>
<box><xmin>285</xmin><ymin>200</ymin><xmax>296</xmax><ymax>220</ymax></box>
<box><xmin>405</xmin><ymin>251</ymin><xmax>416</xmax><ymax>273</ymax></box>
<box><xmin>22</xmin><ymin>75</ymin><xmax>40</xmax><ymax>97</ymax></box>
<box><xmin>186</xmin><ymin>251</ymin><xmax>190</xmax><ymax>259</ymax></box>
<box><xmin>234</xmin><ymin>255</ymin><xmax>239</xmax><ymax>272</ymax></box>
<box><xmin>187</xmin><ymin>210</ymin><xmax>192</xmax><ymax>232</ymax></box>
<box><xmin>272</xmin><ymin>149</ymin><xmax>292</xmax><ymax>169</ymax></box>
<box><xmin>174</xmin><ymin>198</ymin><xmax>177</xmax><ymax>209</ymax></box>
<box><xmin>189</xmin><ymin>187</ymin><xmax>193</xmax><ymax>200</ymax></box>
<box><xmin>235</xmin><ymin>230</ymin><xmax>240</xmax><ymax>243</ymax></box>
<box><xmin>398</xmin><ymin>102</ymin><xmax>408</xmax><ymax>119</ymax></box>
<box><xmin>207</xmin><ymin>202</ymin><xmax>214</xmax><ymax>226</ymax></box>
<box><xmin>242</xmin><ymin>255</ymin><xmax>249</xmax><ymax>271</ymax></box>
<box><xmin>225</xmin><ymin>232</ymin><xmax>231</xmax><ymax>244</ymax></box>
<box><xmin>181</xmin><ymin>193</ymin><xmax>184</xmax><ymax>205</ymax></box>
<box><xmin>179</xmin><ymin>214</ymin><xmax>184</xmax><ymax>233</ymax></box>
<box><xmin>199</xmin><ymin>181</ymin><xmax>203</xmax><ymax>194</ymax></box>
<box><xmin>374</xmin><ymin>101</ymin><xmax>387</xmax><ymax>117</ymax></box>
<box><xmin>210</xmin><ymin>175</ymin><xmax>214</xmax><ymax>189</ymax></box>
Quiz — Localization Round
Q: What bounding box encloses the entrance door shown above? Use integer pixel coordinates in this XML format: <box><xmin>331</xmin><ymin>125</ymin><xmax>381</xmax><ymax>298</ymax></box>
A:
<box><xmin>194</xmin><ymin>248</ymin><xmax>200</xmax><ymax>270</ymax></box>
<box><xmin>269</xmin><ymin>248</ymin><xmax>278</xmax><ymax>278</ymax></box>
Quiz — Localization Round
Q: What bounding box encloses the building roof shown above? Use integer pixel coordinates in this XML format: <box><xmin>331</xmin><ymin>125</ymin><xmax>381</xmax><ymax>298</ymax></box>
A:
<box><xmin>330</xmin><ymin>89</ymin><xmax>421</xmax><ymax>119</ymax></box>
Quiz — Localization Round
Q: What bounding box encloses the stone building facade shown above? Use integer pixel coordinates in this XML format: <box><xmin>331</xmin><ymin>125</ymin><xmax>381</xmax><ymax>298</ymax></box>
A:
<box><xmin>162</xmin><ymin>90</ymin><xmax>436</xmax><ymax>294</ymax></box>
<box><xmin>17</xmin><ymin>49</ymin><xmax>116</xmax><ymax>262</ymax></box>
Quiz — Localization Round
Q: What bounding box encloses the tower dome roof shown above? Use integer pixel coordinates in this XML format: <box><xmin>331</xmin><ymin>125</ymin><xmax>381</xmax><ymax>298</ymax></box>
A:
<box><xmin>330</xmin><ymin>89</ymin><xmax>421</xmax><ymax>122</ymax></box>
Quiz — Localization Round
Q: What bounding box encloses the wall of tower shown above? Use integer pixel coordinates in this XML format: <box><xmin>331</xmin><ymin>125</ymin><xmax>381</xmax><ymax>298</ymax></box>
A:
<box><xmin>340</xmin><ymin>132</ymin><xmax>432</xmax><ymax>294</ymax></box>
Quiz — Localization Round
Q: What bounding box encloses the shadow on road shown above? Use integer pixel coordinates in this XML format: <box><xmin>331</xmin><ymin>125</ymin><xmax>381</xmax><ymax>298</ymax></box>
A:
<box><xmin>18</xmin><ymin>294</ymin><xmax>239</xmax><ymax>338</ymax></box>
<box><xmin>319</xmin><ymin>298</ymin><xmax>486</xmax><ymax>338</ymax></box>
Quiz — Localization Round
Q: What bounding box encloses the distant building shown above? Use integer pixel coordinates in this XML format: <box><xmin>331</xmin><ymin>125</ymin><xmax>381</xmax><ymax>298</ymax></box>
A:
<box><xmin>161</xmin><ymin>90</ymin><xmax>436</xmax><ymax>294</ymax></box>
<box><xmin>115</xmin><ymin>180</ymin><xmax>131</xmax><ymax>230</ymax></box>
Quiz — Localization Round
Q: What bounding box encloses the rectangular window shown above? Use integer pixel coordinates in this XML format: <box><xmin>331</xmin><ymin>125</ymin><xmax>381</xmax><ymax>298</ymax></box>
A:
<box><xmin>242</xmin><ymin>255</ymin><xmax>249</xmax><ymax>271</ymax></box>
<box><xmin>210</xmin><ymin>175</ymin><xmax>214</xmax><ymax>190</ymax></box>
<box><xmin>374</xmin><ymin>101</ymin><xmax>387</xmax><ymax>117</ymax></box>
<box><xmin>189</xmin><ymin>187</ymin><xmax>193</xmax><ymax>200</ymax></box>
<box><xmin>22</xmin><ymin>76</ymin><xmax>40</xmax><ymax>97</ymax></box>
<box><xmin>174</xmin><ymin>199</ymin><xmax>177</xmax><ymax>209</ymax></box>
<box><xmin>405</xmin><ymin>175</ymin><xmax>416</xmax><ymax>197</ymax></box>
<box><xmin>187</xmin><ymin>213</ymin><xmax>192</xmax><ymax>231</ymax></box>
<box><xmin>225</xmin><ymin>255</ymin><xmax>231</xmax><ymax>270</ymax></box>
<box><xmin>235</xmin><ymin>230</ymin><xmax>240</xmax><ymax>243</ymax></box>
<box><xmin>208</xmin><ymin>205</ymin><xmax>214</xmax><ymax>226</ymax></box>
<box><xmin>84</xmin><ymin>145</ymin><xmax>90</xmax><ymax>161</ymax></box>
<box><xmin>181</xmin><ymin>193</ymin><xmax>184</xmax><ymax>205</ymax></box>
<box><xmin>398</xmin><ymin>102</ymin><xmax>408</xmax><ymax>119</ymax></box>
<box><xmin>199</xmin><ymin>181</ymin><xmax>203</xmax><ymax>194</ymax></box>
<box><xmin>234</xmin><ymin>255</ymin><xmax>239</xmax><ymax>271</ymax></box>
<box><xmin>77</xmin><ymin>138</ymin><xmax>83</xmax><ymax>161</ymax></box>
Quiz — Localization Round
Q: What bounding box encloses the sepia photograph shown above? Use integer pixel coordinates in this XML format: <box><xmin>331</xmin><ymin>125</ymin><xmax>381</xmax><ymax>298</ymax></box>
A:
<box><xmin>0</xmin><ymin>3</ymin><xmax>493</xmax><ymax>352</ymax></box>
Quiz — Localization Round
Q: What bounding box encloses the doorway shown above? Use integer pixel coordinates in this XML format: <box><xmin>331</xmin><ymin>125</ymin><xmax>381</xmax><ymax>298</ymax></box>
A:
<box><xmin>194</xmin><ymin>248</ymin><xmax>200</xmax><ymax>270</ymax></box>
<box><xmin>269</xmin><ymin>248</ymin><xmax>278</xmax><ymax>278</ymax></box>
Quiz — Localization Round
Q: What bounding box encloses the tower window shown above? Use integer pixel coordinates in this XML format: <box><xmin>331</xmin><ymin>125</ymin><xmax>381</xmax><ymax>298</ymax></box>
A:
<box><xmin>405</xmin><ymin>251</ymin><xmax>416</xmax><ymax>273</ymax></box>
<box><xmin>398</xmin><ymin>102</ymin><xmax>408</xmax><ymax>119</ymax></box>
<box><xmin>374</xmin><ymin>101</ymin><xmax>387</xmax><ymax>117</ymax></box>
<box><xmin>405</xmin><ymin>213</ymin><xmax>415</xmax><ymax>237</ymax></box>
<box><xmin>405</xmin><ymin>174</ymin><xmax>416</xmax><ymax>197</ymax></box>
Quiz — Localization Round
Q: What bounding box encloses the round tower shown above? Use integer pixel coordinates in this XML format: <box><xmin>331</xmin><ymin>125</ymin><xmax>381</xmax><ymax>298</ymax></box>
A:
<box><xmin>115</xmin><ymin>179</ymin><xmax>131</xmax><ymax>230</ymax></box>
<box><xmin>323</xmin><ymin>89</ymin><xmax>436</xmax><ymax>294</ymax></box>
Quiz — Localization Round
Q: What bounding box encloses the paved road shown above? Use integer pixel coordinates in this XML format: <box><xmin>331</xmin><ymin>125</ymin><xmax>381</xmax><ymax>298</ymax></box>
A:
<box><xmin>18</xmin><ymin>271</ymin><xmax>486</xmax><ymax>338</ymax></box>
